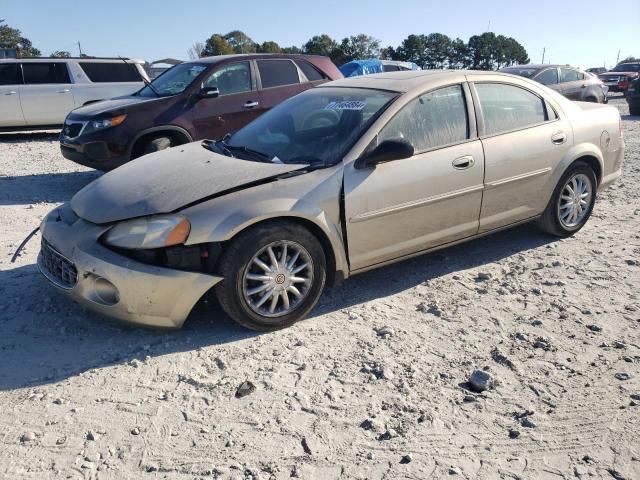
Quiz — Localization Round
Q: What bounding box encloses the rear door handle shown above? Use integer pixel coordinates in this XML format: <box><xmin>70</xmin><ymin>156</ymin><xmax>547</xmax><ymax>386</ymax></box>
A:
<box><xmin>551</xmin><ymin>132</ymin><xmax>567</xmax><ymax>144</ymax></box>
<box><xmin>4</xmin><ymin>91</ymin><xmax>17</xmax><ymax>95</ymax></box>
<box><xmin>57</xmin><ymin>89</ymin><xmax>70</xmax><ymax>93</ymax></box>
<box><xmin>243</xmin><ymin>100</ymin><xmax>259</xmax><ymax>109</ymax></box>
<box><xmin>452</xmin><ymin>155</ymin><xmax>474</xmax><ymax>169</ymax></box>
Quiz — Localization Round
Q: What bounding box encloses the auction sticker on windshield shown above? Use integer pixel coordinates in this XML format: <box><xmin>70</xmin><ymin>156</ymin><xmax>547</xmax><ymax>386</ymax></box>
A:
<box><xmin>325</xmin><ymin>101</ymin><xmax>367</xmax><ymax>110</ymax></box>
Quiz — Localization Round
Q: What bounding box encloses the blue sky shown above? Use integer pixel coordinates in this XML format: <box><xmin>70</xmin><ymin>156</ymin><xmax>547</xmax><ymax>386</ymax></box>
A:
<box><xmin>2</xmin><ymin>0</ymin><xmax>637</xmax><ymax>68</ymax></box>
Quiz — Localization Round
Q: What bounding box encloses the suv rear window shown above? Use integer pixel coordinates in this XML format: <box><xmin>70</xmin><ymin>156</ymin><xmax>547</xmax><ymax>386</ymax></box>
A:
<box><xmin>257</xmin><ymin>60</ymin><xmax>299</xmax><ymax>88</ymax></box>
<box><xmin>22</xmin><ymin>63</ymin><xmax>70</xmax><ymax>84</ymax></box>
<box><xmin>0</xmin><ymin>63</ymin><xmax>21</xmax><ymax>85</ymax></box>
<box><xmin>79</xmin><ymin>62</ymin><xmax>143</xmax><ymax>82</ymax></box>
<box><xmin>295</xmin><ymin>59</ymin><xmax>327</xmax><ymax>81</ymax></box>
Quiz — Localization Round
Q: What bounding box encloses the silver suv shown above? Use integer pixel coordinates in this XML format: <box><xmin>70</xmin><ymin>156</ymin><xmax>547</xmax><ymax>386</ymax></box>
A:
<box><xmin>0</xmin><ymin>57</ymin><xmax>148</xmax><ymax>130</ymax></box>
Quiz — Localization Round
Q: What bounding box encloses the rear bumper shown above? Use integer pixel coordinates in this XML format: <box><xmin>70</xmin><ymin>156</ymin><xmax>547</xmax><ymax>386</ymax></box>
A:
<box><xmin>38</xmin><ymin>206</ymin><xmax>222</xmax><ymax>328</ymax></box>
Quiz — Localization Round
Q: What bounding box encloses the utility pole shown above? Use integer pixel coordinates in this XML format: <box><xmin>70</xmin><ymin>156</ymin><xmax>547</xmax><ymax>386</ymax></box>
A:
<box><xmin>487</xmin><ymin>20</ymin><xmax>491</xmax><ymax>32</ymax></box>
<box><xmin>616</xmin><ymin>50</ymin><xmax>620</xmax><ymax>65</ymax></box>
<box><xmin>541</xmin><ymin>47</ymin><xmax>545</xmax><ymax>64</ymax></box>
<box><xmin>78</xmin><ymin>41</ymin><xmax>83</xmax><ymax>57</ymax></box>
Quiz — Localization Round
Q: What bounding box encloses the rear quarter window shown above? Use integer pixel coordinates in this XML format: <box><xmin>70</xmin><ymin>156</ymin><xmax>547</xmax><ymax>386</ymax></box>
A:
<box><xmin>295</xmin><ymin>59</ymin><xmax>327</xmax><ymax>82</ymax></box>
<box><xmin>79</xmin><ymin>62</ymin><xmax>143</xmax><ymax>82</ymax></box>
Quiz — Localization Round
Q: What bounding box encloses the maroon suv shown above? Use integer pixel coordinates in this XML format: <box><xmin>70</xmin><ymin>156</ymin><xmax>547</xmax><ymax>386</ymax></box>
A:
<box><xmin>60</xmin><ymin>54</ymin><xmax>342</xmax><ymax>170</ymax></box>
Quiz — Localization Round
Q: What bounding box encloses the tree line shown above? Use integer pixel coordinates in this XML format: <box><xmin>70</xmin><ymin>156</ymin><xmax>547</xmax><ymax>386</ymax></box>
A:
<box><xmin>192</xmin><ymin>30</ymin><xmax>530</xmax><ymax>70</ymax></box>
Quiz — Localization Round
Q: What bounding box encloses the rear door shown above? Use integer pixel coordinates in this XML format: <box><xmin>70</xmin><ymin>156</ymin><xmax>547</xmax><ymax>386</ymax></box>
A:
<box><xmin>469</xmin><ymin>79</ymin><xmax>573</xmax><ymax>232</ymax></box>
<box><xmin>191</xmin><ymin>61</ymin><xmax>262</xmax><ymax>139</ymax></box>
<box><xmin>0</xmin><ymin>63</ymin><xmax>25</xmax><ymax>127</ymax></box>
<box><xmin>559</xmin><ymin>68</ymin><xmax>585</xmax><ymax>100</ymax></box>
<box><xmin>20</xmin><ymin>62</ymin><xmax>76</xmax><ymax>125</ymax></box>
<box><xmin>256</xmin><ymin>59</ymin><xmax>307</xmax><ymax>110</ymax></box>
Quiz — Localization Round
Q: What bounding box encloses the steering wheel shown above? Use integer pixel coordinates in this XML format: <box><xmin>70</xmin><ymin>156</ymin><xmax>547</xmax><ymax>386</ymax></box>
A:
<box><xmin>302</xmin><ymin>109</ymin><xmax>340</xmax><ymax>130</ymax></box>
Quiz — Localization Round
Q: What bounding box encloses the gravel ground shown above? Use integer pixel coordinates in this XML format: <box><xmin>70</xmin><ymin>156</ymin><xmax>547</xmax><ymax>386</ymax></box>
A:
<box><xmin>0</xmin><ymin>97</ymin><xmax>638</xmax><ymax>479</ymax></box>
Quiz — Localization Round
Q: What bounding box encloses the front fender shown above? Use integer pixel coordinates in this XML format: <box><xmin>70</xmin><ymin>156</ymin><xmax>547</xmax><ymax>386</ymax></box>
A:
<box><xmin>180</xmin><ymin>166</ymin><xmax>350</xmax><ymax>279</ymax></box>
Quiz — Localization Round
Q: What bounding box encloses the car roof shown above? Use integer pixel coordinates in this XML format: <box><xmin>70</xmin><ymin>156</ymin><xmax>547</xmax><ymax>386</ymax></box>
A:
<box><xmin>193</xmin><ymin>53</ymin><xmax>329</xmax><ymax>64</ymax></box>
<box><xmin>0</xmin><ymin>57</ymin><xmax>145</xmax><ymax>64</ymax></box>
<box><xmin>319</xmin><ymin>69</ymin><xmax>521</xmax><ymax>93</ymax></box>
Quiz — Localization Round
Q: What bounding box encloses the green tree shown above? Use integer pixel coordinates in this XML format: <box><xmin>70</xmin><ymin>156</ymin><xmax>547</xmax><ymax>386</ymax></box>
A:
<box><xmin>257</xmin><ymin>41</ymin><xmax>281</xmax><ymax>53</ymax></box>
<box><xmin>339</xmin><ymin>34</ymin><xmax>381</xmax><ymax>62</ymax></box>
<box><xmin>395</xmin><ymin>34</ymin><xmax>427</xmax><ymax>66</ymax></box>
<box><xmin>0</xmin><ymin>19</ymin><xmax>40</xmax><ymax>57</ymax></box>
<box><xmin>224</xmin><ymin>30</ymin><xmax>256</xmax><ymax>53</ymax></box>
<box><xmin>467</xmin><ymin>32</ymin><xmax>497</xmax><ymax>70</ymax></box>
<box><xmin>281</xmin><ymin>45</ymin><xmax>302</xmax><ymax>54</ymax></box>
<box><xmin>201</xmin><ymin>34</ymin><xmax>234</xmax><ymax>57</ymax></box>
<box><xmin>449</xmin><ymin>37</ymin><xmax>470</xmax><ymax>69</ymax></box>
<box><xmin>50</xmin><ymin>50</ymin><xmax>71</xmax><ymax>58</ymax></box>
<box><xmin>619</xmin><ymin>56</ymin><xmax>639</xmax><ymax>64</ymax></box>
<box><xmin>423</xmin><ymin>33</ymin><xmax>452</xmax><ymax>69</ymax></box>
<box><xmin>379</xmin><ymin>46</ymin><xmax>396</xmax><ymax>60</ymax></box>
<box><xmin>303</xmin><ymin>34</ymin><xmax>338</xmax><ymax>57</ymax></box>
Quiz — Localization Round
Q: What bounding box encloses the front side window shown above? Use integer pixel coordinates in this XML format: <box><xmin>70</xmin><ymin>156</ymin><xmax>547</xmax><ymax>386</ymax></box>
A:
<box><xmin>203</xmin><ymin>62</ymin><xmax>251</xmax><ymax>95</ymax></box>
<box><xmin>535</xmin><ymin>68</ymin><xmax>559</xmax><ymax>85</ymax></box>
<box><xmin>257</xmin><ymin>60</ymin><xmax>299</xmax><ymax>88</ymax></box>
<box><xmin>138</xmin><ymin>63</ymin><xmax>207</xmax><ymax>97</ymax></box>
<box><xmin>22</xmin><ymin>63</ymin><xmax>70</xmax><ymax>84</ymax></box>
<box><xmin>221</xmin><ymin>87</ymin><xmax>398</xmax><ymax>167</ymax></box>
<box><xmin>379</xmin><ymin>85</ymin><xmax>468</xmax><ymax>152</ymax></box>
<box><xmin>80</xmin><ymin>62</ymin><xmax>142</xmax><ymax>82</ymax></box>
<box><xmin>0</xmin><ymin>63</ymin><xmax>21</xmax><ymax>85</ymax></box>
<box><xmin>475</xmin><ymin>83</ymin><xmax>546</xmax><ymax>136</ymax></box>
<box><xmin>560</xmin><ymin>68</ymin><xmax>580</xmax><ymax>83</ymax></box>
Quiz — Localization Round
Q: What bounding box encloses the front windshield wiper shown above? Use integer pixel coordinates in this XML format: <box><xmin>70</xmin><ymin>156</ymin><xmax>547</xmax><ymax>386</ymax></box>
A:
<box><xmin>222</xmin><ymin>141</ymin><xmax>273</xmax><ymax>163</ymax></box>
<box><xmin>119</xmin><ymin>56</ymin><xmax>160</xmax><ymax>97</ymax></box>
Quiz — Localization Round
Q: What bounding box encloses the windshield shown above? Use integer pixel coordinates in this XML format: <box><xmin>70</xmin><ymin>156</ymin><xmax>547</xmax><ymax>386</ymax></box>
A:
<box><xmin>611</xmin><ymin>63</ymin><xmax>640</xmax><ymax>72</ymax></box>
<box><xmin>138</xmin><ymin>63</ymin><xmax>208</xmax><ymax>97</ymax></box>
<box><xmin>501</xmin><ymin>67</ymin><xmax>539</xmax><ymax>78</ymax></box>
<box><xmin>220</xmin><ymin>87</ymin><xmax>398</xmax><ymax>167</ymax></box>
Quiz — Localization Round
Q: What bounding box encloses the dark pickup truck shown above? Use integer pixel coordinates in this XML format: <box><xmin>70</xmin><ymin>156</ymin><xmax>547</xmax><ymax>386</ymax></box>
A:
<box><xmin>599</xmin><ymin>62</ymin><xmax>640</xmax><ymax>93</ymax></box>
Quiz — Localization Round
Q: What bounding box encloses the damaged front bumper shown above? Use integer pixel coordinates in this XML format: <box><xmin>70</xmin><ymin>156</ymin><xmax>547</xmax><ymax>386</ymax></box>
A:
<box><xmin>38</xmin><ymin>206</ymin><xmax>222</xmax><ymax>328</ymax></box>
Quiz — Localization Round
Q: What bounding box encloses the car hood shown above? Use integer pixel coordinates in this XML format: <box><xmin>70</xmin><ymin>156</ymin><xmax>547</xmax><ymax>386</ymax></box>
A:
<box><xmin>68</xmin><ymin>95</ymin><xmax>170</xmax><ymax>117</ymax></box>
<box><xmin>71</xmin><ymin>142</ymin><xmax>305</xmax><ymax>224</ymax></box>
<box><xmin>599</xmin><ymin>71</ymin><xmax>637</xmax><ymax>77</ymax></box>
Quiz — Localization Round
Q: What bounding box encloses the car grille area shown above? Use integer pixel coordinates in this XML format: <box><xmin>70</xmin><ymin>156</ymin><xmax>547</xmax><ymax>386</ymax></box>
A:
<box><xmin>39</xmin><ymin>238</ymin><xmax>78</xmax><ymax>289</ymax></box>
<box><xmin>62</xmin><ymin>122</ymin><xmax>84</xmax><ymax>138</ymax></box>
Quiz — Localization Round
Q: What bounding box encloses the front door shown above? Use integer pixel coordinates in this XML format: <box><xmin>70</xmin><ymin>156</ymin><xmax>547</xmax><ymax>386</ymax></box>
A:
<box><xmin>191</xmin><ymin>61</ymin><xmax>262</xmax><ymax>139</ymax></box>
<box><xmin>344</xmin><ymin>84</ymin><xmax>485</xmax><ymax>271</ymax></box>
<box><xmin>470</xmin><ymin>80</ymin><xmax>574</xmax><ymax>232</ymax></box>
<box><xmin>20</xmin><ymin>62</ymin><xmax>75</xmax><ymax>125</ymax></box>
<box><xmin>0</xmin><ymin>63</ymin><xmax>25</xmax><ymax>127</ymax></box>
<box><xmin>256</xmin><ymin>59</ymin><xmax>308</xmax><ymax>110</ymax></box>
<box><xmin>559</xmin><ymin>68</ymin><xmax>585</xmax><ymax>100</ymax></box>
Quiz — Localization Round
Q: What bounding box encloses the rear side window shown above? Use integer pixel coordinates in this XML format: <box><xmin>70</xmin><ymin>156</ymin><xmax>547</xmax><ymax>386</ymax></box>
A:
<box><xmin>560</xmin><ymin>68</ymin><xmax>580</xmax><ymax>83</ymax></box>
<box><xmin>475</xmin><ymin>83</ymin><xmax>546</xmax><ymax>136</ymax></box>
<box><xmin>379</xmin><ymin>84</ymin><xmax>468</xmax><ymax>152</ymax></box>
<box><xmin>535</xmin><ymin>68</ymin><xmax>558</xmax><ymax>85</ymax></box>
<box><xmin>383</xmin><ymin>64</ymin><xmax>400</xmax><ymax>72</ymax></box>
<box><xmin>79</xmin><ymin>62</ymin><xmax>143</xmax><ymax>82</ymax></box>
<box><xmin>0</xmin><ymin>63</ymin><xmax>21</xmax><ymax>85</ymax></box>
<box><xmin>295</xmin><ymin>59</ymin><xmax>327</xmax><ymax>81</ymax></box>
<box><xmin>257</xmin><ymin>60</ymin><xmax>299</xmax><ymax>88</ymax></box>
<box><xmin>22</xmin><ymin>63</ymin><xmax>70</xmax><ymax>84</ymax></box>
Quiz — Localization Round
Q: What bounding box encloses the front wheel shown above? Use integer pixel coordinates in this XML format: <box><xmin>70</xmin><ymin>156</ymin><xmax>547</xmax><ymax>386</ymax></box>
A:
<box><xmin>215</xmin><ymin>221</ymin><xmax>326</xmax><ymax>331</ymax></box>
<box><xmin>537</xmin><ymin>161</ymin><xmax>597</xmax><ymax>237</ymax></box>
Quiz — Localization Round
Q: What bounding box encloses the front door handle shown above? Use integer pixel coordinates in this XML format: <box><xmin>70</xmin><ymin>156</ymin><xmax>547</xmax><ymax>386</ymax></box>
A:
<box><xmin>551</xmin><ymin>131</ymin><xmax>567</xmax><ymax>145</ymax></box>
<box><xmin>452</xmin><ymin>155</ymin><xmax>474</xmax><ymax>170</ymax></box>
<box><xmin>243</xmin><ymin>100</ymin><xmax>259</xmax><ymax>109</ymax></box>
<box><xmin>4</xmin><ymin>91</ymin><xmax>17</xmax><ymax>95</ymax></box>
<box><xmin>57</xmin><ymin>89</ymin><xmax>70</xmax><ymax>93</ymax></box>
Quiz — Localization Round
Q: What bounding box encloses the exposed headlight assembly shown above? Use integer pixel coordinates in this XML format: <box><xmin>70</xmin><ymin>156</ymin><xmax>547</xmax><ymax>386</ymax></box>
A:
<box><xmin>102</xmin><ymin>215</ymin><xmax>191</xmax><ymax>250</ymax></box>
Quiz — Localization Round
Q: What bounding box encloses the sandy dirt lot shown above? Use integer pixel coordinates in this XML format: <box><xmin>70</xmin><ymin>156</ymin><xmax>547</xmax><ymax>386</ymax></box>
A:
<box><xmin>0</xmin><ymin>97</ymin><xmax>638</xmax><ymax>479</ymax></box>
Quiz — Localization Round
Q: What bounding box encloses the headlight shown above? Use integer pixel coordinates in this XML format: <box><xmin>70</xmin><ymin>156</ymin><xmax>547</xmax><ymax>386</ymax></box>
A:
<box><xmin>102</xmin><ymin>215</ymin><xmax>191</xmax><ymax>250</ymax></box>
<box><xmin>84</xmin><ymin>114</ymin><xmax>127</xmax><ymax>134</ymax></box>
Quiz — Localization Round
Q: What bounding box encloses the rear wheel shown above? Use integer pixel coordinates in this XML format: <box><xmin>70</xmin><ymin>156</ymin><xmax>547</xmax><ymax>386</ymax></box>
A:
<box><xmin>537</xmin><ymin>161</ymin><xmax>597</xmax><ymax>237</ymax></box>
<box><xmin>215</xmin><ymin>221</ymin><xmax>326</xmax><ymax>331</ymax></box>
<box><xmin>629</xmin><ymin>102</ymin><xmax>640</xmax><ymax>116</ymax></box>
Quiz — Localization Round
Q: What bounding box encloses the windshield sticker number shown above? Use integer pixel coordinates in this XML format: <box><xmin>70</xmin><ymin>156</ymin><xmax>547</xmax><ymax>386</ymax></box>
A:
<box><xmin>325</xmin><ymin>101</ymin><xmax>367</xmax><ymax>111</ymax></box>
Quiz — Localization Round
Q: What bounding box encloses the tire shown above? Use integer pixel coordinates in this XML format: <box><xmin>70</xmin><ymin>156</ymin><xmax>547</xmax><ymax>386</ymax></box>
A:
<box><xmin>537</xmin><ymin>161</ymin><xmax>597</xmax><ymax>237</ymax></box>
<box><xmin>630</xmin><ymin>102</ymin><xmax>640</xmax><ymax>116</ymax></box>
<box><xmin>144</xmin><ymin>136</ymin><xmax>172</xmax><ymax>154</ymax></box>
<box><xmin>584</xmin><ymin>96</ymin><xmax>598</xmax><ymax>103</ymax></box>
<box><xmin>215</xmin><ymin>221</ymin><xmax>327</xmax><ymax>331</ymax></box>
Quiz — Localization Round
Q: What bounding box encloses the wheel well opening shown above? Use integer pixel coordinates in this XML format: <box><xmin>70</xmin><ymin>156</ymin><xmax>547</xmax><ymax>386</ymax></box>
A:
<box><xmin>575</xmin><ymin>155</ymin><xmax>602</xmax><ymax>186</ymax></box>
<box><xmin>219</xmin><ymin>217</ymin><xmax>339</xmax><ymax>287</ymax></box>
<box><xmin>130</xmin><ymin>130</ymin><xmax>191</xmax><ymax>159</ymax></box>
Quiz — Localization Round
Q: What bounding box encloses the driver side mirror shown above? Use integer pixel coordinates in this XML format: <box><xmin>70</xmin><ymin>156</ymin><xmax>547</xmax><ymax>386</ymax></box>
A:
<box><xmin>354</xmin><ymin>139</ymin><xmax>414</xmax><ymax>169</ymax></box>
<box><xmin>198</xmin><ymin>87</ymin><xmax>219</xmax><ymax>99</ymax></box>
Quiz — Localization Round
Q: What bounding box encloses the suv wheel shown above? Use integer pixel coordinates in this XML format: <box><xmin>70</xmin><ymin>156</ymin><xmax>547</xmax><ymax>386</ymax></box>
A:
<box><xmin>215</xmin><ymin>221</ymin><xmax>326</xmax><ymax>331</ymax></box>
<box><xmin>144</xmin><ymin>136</ymin><xmax>172</xmax><ymax>154</ymax></box>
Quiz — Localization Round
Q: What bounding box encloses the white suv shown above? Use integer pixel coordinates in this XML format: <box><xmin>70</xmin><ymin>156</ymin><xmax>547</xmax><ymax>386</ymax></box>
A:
<box><xmin>0</xmin><ymin>57</ymin><xmax>149</xmax><ymax>130</ymax></box>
